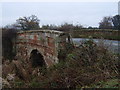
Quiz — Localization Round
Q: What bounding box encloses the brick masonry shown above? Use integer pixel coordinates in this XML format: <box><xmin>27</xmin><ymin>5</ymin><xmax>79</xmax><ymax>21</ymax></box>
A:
<box><xmin>13</xmin><ymin>30</ymin><xmax>71</xmax><ymax>67</ymax></box>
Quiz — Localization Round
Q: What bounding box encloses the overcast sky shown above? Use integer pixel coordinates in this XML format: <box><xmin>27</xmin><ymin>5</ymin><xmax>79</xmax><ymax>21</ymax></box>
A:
<box><xmin>1</xmin><ymin>2</ymin><xmax>118</xmax><ymax>27</ymax></box>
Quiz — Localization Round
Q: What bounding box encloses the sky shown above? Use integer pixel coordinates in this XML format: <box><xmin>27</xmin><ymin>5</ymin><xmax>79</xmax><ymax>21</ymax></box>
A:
<box><xmin>1</xmin><ymin>1</ymin><xmax>119</xmax><ymax>27</ymax></box>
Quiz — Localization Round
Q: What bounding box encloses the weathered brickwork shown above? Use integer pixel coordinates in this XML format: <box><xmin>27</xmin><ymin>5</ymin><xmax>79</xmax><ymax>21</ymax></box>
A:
<box><xmin>14</xmin><ymin>30</ymin><xmax>71</xmax><ymax>67</ymax></box>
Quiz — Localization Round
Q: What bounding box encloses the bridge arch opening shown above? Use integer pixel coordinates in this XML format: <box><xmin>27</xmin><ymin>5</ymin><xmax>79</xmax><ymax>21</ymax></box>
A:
<box><xmin>30</xmin><ymin>49</ymin><xmax>46</xmax><ymax>68</ymax></box>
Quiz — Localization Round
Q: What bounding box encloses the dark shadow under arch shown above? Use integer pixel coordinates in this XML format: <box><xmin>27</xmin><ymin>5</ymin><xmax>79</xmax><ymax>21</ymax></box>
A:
<box><xmin>30</xmin><ymin>49</ymin><xmax>46</xmax><ymax>68</ymax></box>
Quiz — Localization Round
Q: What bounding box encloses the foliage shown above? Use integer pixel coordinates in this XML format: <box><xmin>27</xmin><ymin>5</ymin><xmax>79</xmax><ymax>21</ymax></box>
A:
<box><xmin>57</xmin><ymin>23</ymin><xmax>84</xmax><ymax>31</ymax></box>
<box><xmin>99</xmin><ymin>15</ymin><xmax>120</xmax><ymax>30</ymax></box>
<box><xmin>3</xmin><ymin>15</ymin><xmax>120</xmax><ymax>31</ymax></box>
<box><xmin>99</xmin><ymin>16</ymin><xmax>113</xmax><ymax>29</ymax></box>
<box><xmin>2</xmin><ymin>39</ymin><xmax>119</xmax><ymax>88</ymax></box>
<box><xmin>16</xmin><ymin>15</ymin><xmax>40</xmax><ymax>30</ymax></box>
<box><xmin>51</xmin><ymin>40</ymin><xmax>118</xmax><ymax>88</ymax></box>
<box><xmin>112</xmin><ymin>15</ymin><xmax>120</xmax><ymax>30</ymax></box>
<box><xmin>58</xmin><ymin>42</ymin><xmax>74</xmax><ymax>61</ymax></box>
<box><xmin>14</xmin><ymin>80</ymin><xmax>25</xmax><ymax>88</ymax></box>
<box><xmin>69</xmin><ymin>29</ymin><xmax>120</xmax><ymax>40</ymax></box>
<box><xmin>27</xmin><ymin>40</ymin><xmax>118</xmax><ymax>88</ymax></box>
<box><xmin>89</xmin><ymin>79</ymin><xmax>119</xmax><ymax>88</ymax></box>
<box><xmin>41</xmin><ymin>23</ymin><xmax>84</xmax><ymax>31</ymax></box>
<box><xmin>2</xmin><ymin>28</ymin><xmax>17</xmax><ymax>60</ymax></box>
<box><xmin>42</xmin><ymin>24</ymin><xmax>58</xmax><ymax>30</ymax></box>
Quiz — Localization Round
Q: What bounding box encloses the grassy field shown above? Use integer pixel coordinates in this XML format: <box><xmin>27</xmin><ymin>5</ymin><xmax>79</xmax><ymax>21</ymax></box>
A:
<box><xmin>68</xmin><ymin>29</ymin><xmax>120</xmax><ymax>41</ymax></box>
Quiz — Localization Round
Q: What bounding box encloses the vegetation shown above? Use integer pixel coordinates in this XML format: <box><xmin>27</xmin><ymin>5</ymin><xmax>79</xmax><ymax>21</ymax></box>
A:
<box><xmin>69</xmin><ymin>29</ymin><xmax>120</xmax><ymax>40</ymax></box>
<box><xmin>99</xmin><ymin>16</ymin><xmax>113</xmax><ymax>29</ymax></box>
<box><xmin>2</xmin><ymin>39</ymin><xmax>119</xmax><ymax>88</ymax></box>
<box><xmin>29</xmin><ymin>40</ymin><xmax>119</xmax><ymax>88</ymax></box>
<box><xmin>2</xmin><ymin>28</ymin><xmax>17</xmax><ymax>60</ymax></box>
<box><xmin>89</xmin><ymin>79</ymin><xmax>119</xmax><ymax>88</ymax></box>
<box><xmin>2</xmin><ymin>14</ymin><xmax>119</xmax><ymax>88</ymax></box>
<box><xmin>4</xmin><ymin>15</ymin><xmax>40</xmax><ymax>30</ymax></box>
<box><xmin>3</xmin><ymin>14</ymin><xmax>120</xmax><ymax>31</ymax></box>
<box><xmin>112</xmin><ymin>15</ymin><xmax>120</xmax><ymax>30</ymax></box>
<box><xmin>2</xmin><ymin>14</ymin><xmax>119</xmax><ymax>41</ymax></box>
<box><xmin>99</xmin><ymin>15</ymin><xmax>120</xmax><ymax>29</ymax></box>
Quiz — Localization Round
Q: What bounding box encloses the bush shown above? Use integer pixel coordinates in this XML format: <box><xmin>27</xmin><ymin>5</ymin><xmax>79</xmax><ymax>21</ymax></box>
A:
<box><xmin>58</xmin><ymin>42</ymin><xmax>74</xmax><ymax>61</ymax></box>
<box><xmin>3</xmin><ymin>39</ymin><xmax>118</xmax><ymax>88</ymax></box>
<box><xmin>42</xmin><ymin>39</ymin><xmax>118</xmax><ymax>88</ymax></box>
<box><xmin>2</xmin><ymin>28</ymin><xmax>17</xmax><ymax>60</ymax></box>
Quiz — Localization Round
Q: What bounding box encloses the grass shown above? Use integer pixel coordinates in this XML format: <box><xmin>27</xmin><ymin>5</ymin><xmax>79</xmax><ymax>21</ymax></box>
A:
<box><xmin>89</xmin><ymin>79</ymin><xmax>119</xmax><ymax>88</ymax></box>
<box><xmin>68</xmin><ymin>29</ymin><xmax>120</xmax><ymax>41</ymax></box>
<box><xmin>14</xmin><ymin>79</ymin><xmax>25</xmax><ymax>88</ymax></box>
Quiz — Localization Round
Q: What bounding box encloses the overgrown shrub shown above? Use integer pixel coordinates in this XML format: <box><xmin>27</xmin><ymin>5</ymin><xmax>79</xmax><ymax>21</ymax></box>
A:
<box><xmin>3</xmin><ymin>39</ymin><xmax>118</xmax><ymax>88</ymax></box>
<box><xmin>37</xmin><ymin>39</ymin><xmax>118</xmax><ymax>88</ymax></box>
<box><xmin>58</xmin><ymin>42</ymin><xmax>74</xmax><ymax>61</ymax></box>
<box><xmin>2</xmin><ymin>28</ymin><xmax>17</xmax><ymax>60</ymax></box>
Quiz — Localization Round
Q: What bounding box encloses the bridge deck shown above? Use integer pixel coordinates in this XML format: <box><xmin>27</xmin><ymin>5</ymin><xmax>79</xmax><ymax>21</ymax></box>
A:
<box><xmin>17</xmin><ymin>30</ymin><xmax>65</xmax><ymax>34</ymax></box>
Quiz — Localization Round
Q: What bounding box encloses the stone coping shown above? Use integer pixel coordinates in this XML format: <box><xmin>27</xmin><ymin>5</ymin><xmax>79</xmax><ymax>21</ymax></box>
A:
<box><xmin>17</xmin><ymin>30</ymin><xmax>65</xmax><ymax>34</ymax></box>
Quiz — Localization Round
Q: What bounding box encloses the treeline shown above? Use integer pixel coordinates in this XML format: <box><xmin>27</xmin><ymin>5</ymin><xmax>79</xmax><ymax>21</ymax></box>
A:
<box><xmin>2</xmin><ymin>14</ymin><xmax>120</xmax><ymax>31</ymax></box>
<box><xmin>99</xmin><ymin>15</ymin><xmax>120</xmax><ymax>30</ymax></box>
<box><xmin>42</xmin><ymin>15</ymin><xmax>120</xmax><ymax>30</ymax></box>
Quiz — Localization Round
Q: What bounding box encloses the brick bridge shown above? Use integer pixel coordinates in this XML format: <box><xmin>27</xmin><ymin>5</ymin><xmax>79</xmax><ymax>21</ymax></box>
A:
<box><xmin>13</xmin><ymin>30</ymin><xmax>72</xmax><ymax>67</ymax></box>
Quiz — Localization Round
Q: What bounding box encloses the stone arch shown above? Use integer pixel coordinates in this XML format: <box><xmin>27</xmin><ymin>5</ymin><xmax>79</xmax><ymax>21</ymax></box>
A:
<box><xmin>29</xmin><ymin>49</ymin><xmax>46</xmax><ymax>68</ymax></box>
